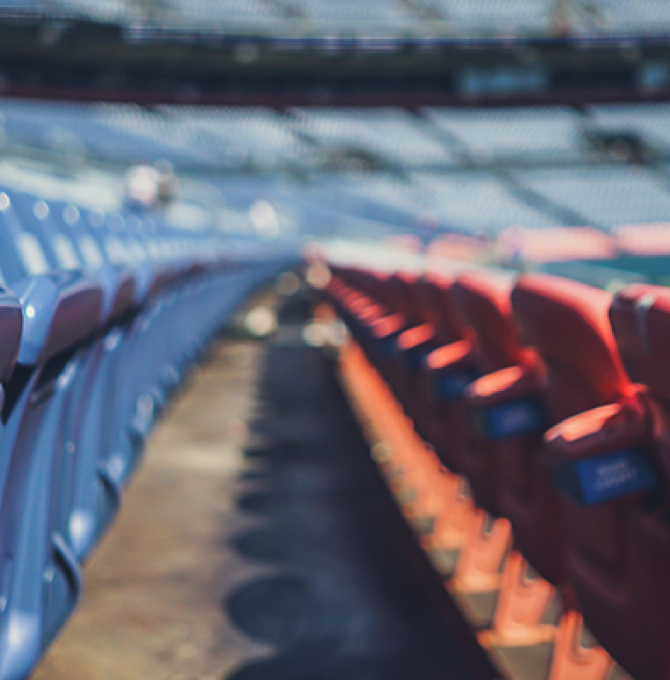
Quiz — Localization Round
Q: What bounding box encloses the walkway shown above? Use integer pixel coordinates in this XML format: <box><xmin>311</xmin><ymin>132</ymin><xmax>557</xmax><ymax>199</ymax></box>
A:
<box><xmin>34</xmin><ymin>288</ymin><xmax>498</xmax><ymax>680</ymax></box>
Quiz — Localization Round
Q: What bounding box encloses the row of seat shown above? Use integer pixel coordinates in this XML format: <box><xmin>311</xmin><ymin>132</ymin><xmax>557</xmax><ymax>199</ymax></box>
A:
<box><xmin>0</xmin><ymin>190</ymin><xmax>294</xmax><ymax>680</ymax></box>
<box><xmin>15</xmin><ymin>0</ymin><xmax>670</xmax><ymax>36</ymax></box>
<box><xmin>325</xmin><ymin>263</ymin><xmax>670</xmax><ymax>680</ymax></box>
<box><xmin>10</xmin><ymin>99</ymin><xmax>670</xmax><ymax>248</ymax></box>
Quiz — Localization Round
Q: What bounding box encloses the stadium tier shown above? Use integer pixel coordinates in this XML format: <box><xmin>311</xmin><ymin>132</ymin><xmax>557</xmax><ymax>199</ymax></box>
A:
<box><xmin>1</xmin><ymin>34</ymin><xmax>670</xmax><ymax>679</ymax></box>
<box><xmin>4</xmin><ymin>0</ymin><xmax>670</xmax><ymax>675</ymax></box>
<box><xmin>423</xmin><ymin>107</ymin><xmax>592</xmax><ymax>165</ymax></box>
<box><xmin>5</xmin><ymin>0</ymin><xmax>670</xmax><ymax>37</ymax></box>
<box><xmin>321</xmin><ymin>257</ymin><xmax>670</xmax><ymax>680</ymax></box>
<box><xmin>513</xmin><ymin>165</ymin><xmax>670</xmax><ymax>230</ymax></box>
<box><xmin>0</xmin><ymin>184</ymin><xmax>297</xmax><ymax>678</ymax></box>
<box><xmin>6</xmin><ymin>99</ymin><xmax>670</xmax><ymax>242</ymax></box>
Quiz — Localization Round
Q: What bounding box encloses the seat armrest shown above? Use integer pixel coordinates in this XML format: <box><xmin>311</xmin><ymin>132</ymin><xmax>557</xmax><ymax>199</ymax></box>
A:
<box><xmin>0</xmin><ymin>286</ymin><xmax>22</xmax><ymax>383</ymax></box>
<box><xmin>425</xmin><ymin>339</ymin><xmax>478</xmax><ymax>400</ymax></box>
<box><xmin>545</xmin><ymin>395</ymin><xmax>659</xmax><ymax>505</ymax></box>
<box><xmin>398</xmin><ymin>323</ymin><xmax>434</xmax><ymax>351</ymax></box>
<box><xmin>397</xmin><ymin>323</ymin><xmax>435</xmax><ymax>371</ymax></box>
<box><xmin>467</xmin><ymin>365</ymin><xmax>547</xmax><ymax>440</ymax></box>
<box><xmin>371</xmin><ymin>313</ymin><xmax>405</xmax><ymax>339</ymax></box>
<box><xmin>13</xmin><ymin>273</ymin><xmax>103</xmax><ymax>365</ymax></box>
<box><xmin>95</xmin><ymin>265</ymin><xmax>138</xmax><ymax>327</ymax></box>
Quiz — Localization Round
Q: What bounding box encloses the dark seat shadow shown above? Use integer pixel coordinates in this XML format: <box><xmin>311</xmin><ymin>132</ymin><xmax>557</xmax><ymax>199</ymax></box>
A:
<box><xmin>223</xmin><ymin>295</ymin><xmax>500</xmax><ymax>680</ymax></box>
<box><xmin>227</xmin><ymin>574</ymin><xmax>321</xmax><ymax>647</ymax></box>
<box><xmin>227</xmin><ymin>637</ymin><xmax>465</xmax><ymax>680</ymax></box>
<box><xmin>230</xmin><ymin>517</ymin><xmax>338</xmax><ymax>565</ymax></box>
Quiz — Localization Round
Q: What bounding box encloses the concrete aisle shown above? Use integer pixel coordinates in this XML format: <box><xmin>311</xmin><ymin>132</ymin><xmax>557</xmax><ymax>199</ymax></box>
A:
<box><xmin>33</xmin><ymin>289</ymin><xmax>498</xmax><ymax>680</ymax></box>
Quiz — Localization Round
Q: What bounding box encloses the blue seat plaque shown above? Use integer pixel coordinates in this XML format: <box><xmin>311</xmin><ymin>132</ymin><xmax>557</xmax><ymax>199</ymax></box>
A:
<box><xmin>379</xmin><ymin>331</ymin><xmax>402</xmax><ymax>357</ymax></box>
<box><xmin>475</xmin><ymin>397</ymin><xmax>547</xmax><ymax>440</ymax></box>
<box><xmin>553</xmin><ymin>447</ymin><xmax>659</xmax><ymax>506</ymax></box>
<box><xmin>432</xmin><ymin>366</ymin><xmax>478</xmax><ymax>401</ymax></box>
<box><xmin>403</xmin><ymin>343</ymin><xmax>435</xmax><ymax>372</ymax></box>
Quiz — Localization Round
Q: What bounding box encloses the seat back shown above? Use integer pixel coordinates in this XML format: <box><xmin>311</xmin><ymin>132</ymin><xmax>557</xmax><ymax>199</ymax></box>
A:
<box><xmin>596</xmin><ymin>284</ymin><xmax>670</xmax><ymax>680</ymax></box>
<box><xmin>507</xmin><ymin>275</ymin><xmax>634</xmax><ymax>596</ymax></box>
<box><xmin>512</xmin><ymin>274</ymin><xmax>630</xmax><ymax>421</ymax></box>
<box><xmin>416</xmin><ymin>273</ymin><xmax>468</xmax><ymax>347</ymax></box>
<box><xmin>10</xmin><ymin>192</ymin><xmax>81</xmax><ymax>274</ymax></box>
<box><xmin>381</xmin><ymin>272</ymin><xmax>422</xmax><ymax>327</ymax></box>
<box><xmin>514</xmin><ymin>274</ymin><xmax>651</xmax><ymax>670</ymax></box>
<box><xmin>351</xmin><ymin>269</ymin><xmax>389</xmax><ymax>307</ymax></box>
<box><xmin>0</xmin><ymin>189</ymin><xmax>104</xmax><ymax>679</ymax></box>
<box><xmin>449</xmin><ymin>272</ymin><xmax>529</xmax><ymax>517</ymax></box>
<box><xmin>0</xmin><ymin>286</ymin><xmax>22</xmax><ymax>390</ymax></box>
<box><xmin>453</xmin><ymin>272</ymin><xmax>526</xmax><ymax>375</ymax></box>
<box><xmin>610</xmin><ymin>284</ymin><xmax>670</xmax><ymax>401</ymax></box>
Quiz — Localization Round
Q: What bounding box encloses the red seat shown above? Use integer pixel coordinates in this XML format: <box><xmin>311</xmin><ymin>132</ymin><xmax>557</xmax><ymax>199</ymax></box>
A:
<box><xmin>346</xmin><ymin>271</ymin><xmax>458</xmax><ymax>405</ymax></box>
<box><xmin>393</xmin><ymin>274</ymin><xmax>469</xmax><ymax>426</ymax></box>
<box><xmin>507</xmin><ymin>274</ymin><xmax>635</xmax><ymax>599</ymax></box>
<box><xmin>546</xmin><ymin>283</ymin><xmax>670</xmax><ymax>680</ymax></box>
<box><xmin>329</xmin><ymin>268</ymin><xmax>398</xmax><ymax>356</ymax></box>
<box><xmin>416</xmin><ymin>273</ymin><xmax>468</xmax><ymax>349</ymax></box>
<box><xmin>453</xmin><ymin>272</ymin><xmax>527</xmax><ymax>376</ymax></box>
<box><xmin>423</xmin><ymin>272</ymin><xmax>519</xmax><ymax>477</ymax></box>
<box><xmin>447</xmin><ymin>272</ymin><xmax>531</xmax><ymax>518</ymax></box>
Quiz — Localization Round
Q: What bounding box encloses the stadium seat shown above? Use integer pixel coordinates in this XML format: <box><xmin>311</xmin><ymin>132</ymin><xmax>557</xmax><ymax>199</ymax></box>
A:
<box><xmin>0</xmin><ymin>189</ymin><xmax>104</xmax><ymax>678</ymax></box>
<box><xmin>334</xmin><ymin>270</ymin><xmax>419</xmax><ymax>386</ymax></box>
<box><xmin>0</xmin><ymin>185</ymin><xmax>292</xmax><ymax>679</ymax></box>
<box><xmin>505</xmin><ymin>275</ymin><xmax>633</xmax><ymax>587</ymax></box>
<box><xmin>44</xmin><ymin>199</ymin><xmax>142</xmax><ymax>558</ymax></box>
<box><xmin>372</xmin><ymin>271</ymin><xmax>452</xmax><ymax>406</ymax></box>
<box><xmin>78</xmin><ymin>208</ymin><xmax>179</xmax><ymax>484</ymax></box>
<box><xmin>450</xmin><ymin>271</ymin><xmax>534</xmax><ymax>519</ymax></box>
<box><xmin>511</xmin><ymin>273</ymin><xmax>637</xmax><ymax>674</ymax></box>
<box><xmin>402</xmin><ymin>273</ymin><xmax>469</xmax><ymax>439</ymax></box>
<box><xmin>424</xmin><ymin>271</ymin><xmax>519</xmax><ymax>478</ymax></box>
<box><xmin>540</xmin><ymin>282</ymin><xmax>670</xmax><ymax>680</ymax></box>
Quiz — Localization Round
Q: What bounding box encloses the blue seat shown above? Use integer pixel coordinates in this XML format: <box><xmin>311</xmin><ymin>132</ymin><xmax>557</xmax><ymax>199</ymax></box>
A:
<box><xmin>0</xmin><ymin>189</ymin><xmax>103</xmax><ymax>678</ymax></box>
<box><xmin>38</xmin><ymin>198</ymin><xmax>141</xmax><ymax>559</ymax></box>
<box><xmin>78</xmin><ymin>208</ymin><xmax>183</xmax><ymax>486</ymax></box>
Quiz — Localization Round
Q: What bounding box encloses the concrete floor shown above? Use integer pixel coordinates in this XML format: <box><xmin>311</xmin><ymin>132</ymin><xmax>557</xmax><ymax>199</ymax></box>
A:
<box><xmin>33</xmin><ymin>290</ymin><xmax>497</xmax><ymax>680</ymax></box>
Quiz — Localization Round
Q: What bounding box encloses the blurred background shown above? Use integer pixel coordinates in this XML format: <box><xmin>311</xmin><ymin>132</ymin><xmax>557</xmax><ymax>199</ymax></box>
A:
<box><xmin>4</xmin><ymin>4</ymin><xmax>668</xmax><ymax>680</ymax></box>
<box><xmin>1</xmin><ymin>1</ymin><xmax>670</xmax><ymax>279</ymax></box>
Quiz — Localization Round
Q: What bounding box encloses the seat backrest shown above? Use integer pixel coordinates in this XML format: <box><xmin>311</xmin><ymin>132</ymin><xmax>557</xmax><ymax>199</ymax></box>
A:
<box><xmin>416</xmin><ymin>273</ymin><xmax>468</xmax><ymax>346</ymax></box>
<box><xmin>452</xmin><ymin>272</ymin><xmax>526</xmax><ymax>374</ymax></box>
<box><xmin>339</xmin><ymin>267</ymin><xmax>370</xmax><ymax>292</ymax></box>
<box><xmin>447</xmin><ymin>272</ymin><xmax>532</xmax><ymax>517</ymax></box>
<box><xmin>51</xmin><ymin>202</ymin><xmax>107</xmax><ymax>273</ymax></box>
<box><xmin>512</xmin><ymin>274</ymin><xmax>632</xmax><ymax>423</ymax></box>
<box><xmin>606</xmin><ymin>284</ymin><xmax>670</xmax><ymax>680</ymax></box>
<box><xmin>43</xmin><ymin>200</ymin><xmax>90</xmax><ymax>272</ymax></box>
<box><xmin>515</xmin><ymin>274</ymin><xmax>640</xmax><ymax>634</ymax></box>
<box><xmin>10</xmin><ymin>192</ymin><xmax>83</xmax><ymax>274</ymax></box>
<box><xmin>351</xmin><ymin>269</ymin><xmax>388</xmax><ymax>304</ymax></box>
<box><xmin>0</xmin><ymin>190</ymin><xmax>51</xmax><ymax>285</ymax></box>
<box><xmin>610</xmin><ymin>284</ymin><xmax>670</xmax><ymax>403</ymax></box>
<box><xmin>383</xmin><ymin>272</ymin><xmax>422</xmax><ymax>327</ymax></box>
<box><xmin>0</xmin><ymin>286</ymin><xmax>22</xmax><ymax>385</ymax></box>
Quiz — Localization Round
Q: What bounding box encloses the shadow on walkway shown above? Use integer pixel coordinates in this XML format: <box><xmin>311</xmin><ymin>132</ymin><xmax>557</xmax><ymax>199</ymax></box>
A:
<box><xmin>224</xmin><ymin>294</ymin><xmax>500</xmax><ymax>680</ymax></box>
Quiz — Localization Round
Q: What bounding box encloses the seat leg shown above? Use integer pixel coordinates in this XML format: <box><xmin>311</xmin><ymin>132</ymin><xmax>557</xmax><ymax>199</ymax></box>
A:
<box><xmin>452</xmin><ymin>508</ymin><xmax>511</xmax><ymax>592</ymax></box>
<box><xmin>548</xmin><ymin>611</ymin><xmax>614</xmax><ymax>680</ymax></box>
<box><xmin>422</xmin><ymin>472</ymin><xmax>471</xmax><ymax>551</ymax></box>
<box><xmin>479</xmin><ymin>551</ymin><xmax>556</xmax><ymax>647</ymax></box>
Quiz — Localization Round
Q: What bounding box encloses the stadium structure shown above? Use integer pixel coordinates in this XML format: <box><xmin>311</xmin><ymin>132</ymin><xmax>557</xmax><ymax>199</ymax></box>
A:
<box><xmin>0</xmin><ymin>2</ymin><xmax>667</xmax><ymax>680</ymax></box>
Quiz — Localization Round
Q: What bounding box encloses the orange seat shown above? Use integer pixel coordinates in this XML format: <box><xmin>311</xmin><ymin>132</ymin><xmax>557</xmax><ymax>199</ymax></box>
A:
<box><xmin>545</xmin><ymin>283</ymin><xmax>669</xmax><ymax>680</ymax></box>
<box><xmin>509</xmin><ymin>274</ymin><xmax>635</xmax><ymax>599</ymax></box>
<box><xmin>397</xmin><ymin>274</ymin><xmax>470</xmax><ymax>433</ymax></box>
<box><xmin>448</xmin><ymin>272</ymin><xmax>531</xmax><ymax>517</ymax></box>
